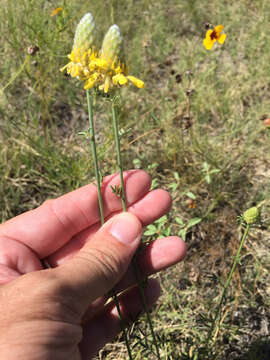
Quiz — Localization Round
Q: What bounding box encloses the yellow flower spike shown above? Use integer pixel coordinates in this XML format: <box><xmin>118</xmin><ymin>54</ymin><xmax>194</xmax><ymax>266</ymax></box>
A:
<box><xmin>127</xmin><ymin>75</ymin><xmax>145</xmax><ymax>88</ymax></box>
<box><xmin>61</xmin><ymin>15</ymin><xmax>144</xmax><ymax>93</ymax></box>
<box><xmin>203</xmin><ymin>25</ymin><xmax>226</xmax><ymax>50</ymax></box>
<box><xmin>60</xmin><ymin>13</ymin><xmax>99</xmax><ymax>82</ymax></box>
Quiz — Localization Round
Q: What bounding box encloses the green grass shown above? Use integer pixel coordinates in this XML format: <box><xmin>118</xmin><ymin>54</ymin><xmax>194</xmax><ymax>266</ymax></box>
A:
<box><xmin>1</xmin><ymin>0</ymin><xmax>270</xmax><ymax>358</ymax></box>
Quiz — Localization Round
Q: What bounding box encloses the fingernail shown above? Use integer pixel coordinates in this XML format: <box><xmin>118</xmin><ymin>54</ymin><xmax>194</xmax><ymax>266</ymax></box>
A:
<box><xmin>110</xmin><ymin>213</ymin><xmax>142</xmax><ymax>245</ymax></box>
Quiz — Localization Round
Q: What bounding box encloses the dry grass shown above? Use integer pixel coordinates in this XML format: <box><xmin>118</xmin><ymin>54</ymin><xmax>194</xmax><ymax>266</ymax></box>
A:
<box><xmin>1</xmin><ymin>0</ymin><xmax>270</xmax><ymax>358</ymax></box>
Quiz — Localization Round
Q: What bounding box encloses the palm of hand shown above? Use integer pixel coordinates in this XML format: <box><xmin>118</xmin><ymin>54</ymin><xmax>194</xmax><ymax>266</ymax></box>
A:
<box><xmin>0</xmin><ymin>170</ymin><xmax>186</xmax><ymax>359</ymax></box>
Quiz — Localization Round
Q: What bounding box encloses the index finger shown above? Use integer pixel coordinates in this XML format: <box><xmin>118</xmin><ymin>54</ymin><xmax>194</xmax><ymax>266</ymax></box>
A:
<box><xmin>0</xmin><ymin>170</ymin><xmax>151</xmax><ymax>258</ymax></box>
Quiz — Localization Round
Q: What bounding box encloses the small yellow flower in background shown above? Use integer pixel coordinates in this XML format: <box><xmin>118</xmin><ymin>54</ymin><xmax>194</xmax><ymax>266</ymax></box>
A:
<box><xmin>50</xmin><ymin>7</ymin><xmax>63</xmax><ymax>17</ymax></box>
<box><xmin>61</xmin><ymin>14</ymin><xmax>144</xmax><ymax>93</ymax></box>
<box><xmin>203</xmin><ymin>25</ymin><xmax>226</xmax><ymax>50</ymax></box>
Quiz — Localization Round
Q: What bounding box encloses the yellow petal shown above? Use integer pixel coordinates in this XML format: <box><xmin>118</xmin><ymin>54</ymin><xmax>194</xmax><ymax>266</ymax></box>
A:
<box><xmin>113</xmin><ymin>74</ymin><xmax>128</xmax><ymax>85</ymax></box>
<box><xmin>84</xmin><ymin>80</ymin><xmax>95</xmax><ymax>90</ymax></box>
<box><xmin>84</xmin><ymin>73</ymin><xmax>99</xmax><ymax>90</ymax></box>
<box><xmin>205</xmin><ymin>29</ymin><xmax>213</xmax><ymax>39</ymax></box>
<box><xmin>203</xmin><ymin>38</ymin><xmax>214</xmax><ymax>50</ymax></box>
<box><xmin>218</xmin><ymin>33</ymin><xmax>226</xmax><ymax>44</ymax></box>
<box><xmin>127</xmin><ymin>75</ymin><xmax>144</xmax><ymax>88</ymax></box>
<box><xmin>70</xmin><ymin>64</ymin><xmax>79</xmax><ymax>77</ymax></box>
<box><xmin>214</xmin><ymin>25</ymin><xmax>224</xmax><ymax>35</ymax></box>
<box><xmin>69</xmin><ymin>51</ymin><xmax>76</xmax><ymax>62</ymax></box>
<box><xmin>104</xmin><ymin>76</ymin><xmax>110</xmax><ymax>93</ymax></box>
<box><xmin>60</xmin><ymin>63</ymin><xmax>69</xmax><ymax>72</ymax></box>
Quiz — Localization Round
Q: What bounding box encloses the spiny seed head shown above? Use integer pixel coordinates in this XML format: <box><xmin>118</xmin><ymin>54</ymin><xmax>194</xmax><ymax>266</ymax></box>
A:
<box><xmin>73</xmin><ymin>13</ymin><xmax>97</xmax><ymax>50</ymax></box>
<box><xmin>243</xmin><ymin>207</ymin><xmax>259</xmax><ymax>225</ymax></box>
<box><xmin>101</xmin><ymin>24</ymin><xmax>124</xmax><ymax>63</ymax></box>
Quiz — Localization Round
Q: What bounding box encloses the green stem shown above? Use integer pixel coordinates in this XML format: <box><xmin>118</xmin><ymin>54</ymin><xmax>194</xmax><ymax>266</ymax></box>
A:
<box><xmin>112</xmin><ymin>100</ymin><xmax>161</xmax><ymax>360</ymax></box>
<box><xmin>133</xmin><ymin>255</ymin><xmax>161</xmax><ymax>359</ymax></box>
<box><xmin>207</xmin><ymin>224</ymin><xmax>251</xmax><ymax>344</ymax></box>
<box><xmin>112</xmin><ymin>103</ymin><xmax>127</xmax><ymax>211</ymax></box>
<box><xmin>87</xmin><ymin>91</ymin><xmax>133</xmax><ymax>360</ymax></box>
<box><xmin>87</xmin><ymin>91</ymin><xmax>104</xmax><ymax>224</ymax></box>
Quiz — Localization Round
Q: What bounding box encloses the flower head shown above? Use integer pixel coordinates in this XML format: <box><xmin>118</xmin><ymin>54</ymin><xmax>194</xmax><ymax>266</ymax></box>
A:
<box><xmin>60</xmin><ymin>13</ymin><xmax>98</xmax><ymax>79</ymax></box>
<box><xmin>50</xmin><ymin>7</ymin><xmax>63</xmax><ymax>17</ymax></box>
<box><xmin>60</xmin><ymin>47</ymin><xmax>97</xmax><ymax>80</ymax></box>
<box><xmin>243</xmin><ymin>207</ymin><xmax>259</xmax><ymax>225</ymax></box>
<box><xmin>61</xmin><ymin>15</ymin><xmax>144</xmax><ymax>93</ymax></box>
<box><xmin>203</xmin><ymin>25</ymin><xmax>226</xmax><ymax>50</ymax></box>
<box><xmin>84</xmin><ymin>24</ymin><xmax>144</xmax><ymax>93</ymax></box>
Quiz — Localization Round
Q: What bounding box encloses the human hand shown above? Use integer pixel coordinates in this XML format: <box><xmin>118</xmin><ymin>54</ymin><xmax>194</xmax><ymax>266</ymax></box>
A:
<box><xmin>0</xmin><ymin>170</ymin><xmax>186</xmax><ymax>359</ymax></box>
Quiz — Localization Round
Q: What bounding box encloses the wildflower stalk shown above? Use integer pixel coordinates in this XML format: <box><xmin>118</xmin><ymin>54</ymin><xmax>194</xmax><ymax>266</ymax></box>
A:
<box><xmin>112</xmin><ymin>101</ymin><xmax>127</xmax><ymax>211</ymax></box>
<box><xmin>206</xmin><ymin>223</ymin><xmax>251</xmax><ymax>344</ymax></box>
<box><xmin>87</xmin><ymin>91</ymin><xmax>133</xmax><ymax>360</ymax></box>
<box><xmin>86</xmin><ymin>90</ymin><xmax>104</xmax><ymax>223</ymax></box>
<box><xmin>112</xmin><ymin>99</ymin><xmax>161</xmax><ymax>360</ymax></box>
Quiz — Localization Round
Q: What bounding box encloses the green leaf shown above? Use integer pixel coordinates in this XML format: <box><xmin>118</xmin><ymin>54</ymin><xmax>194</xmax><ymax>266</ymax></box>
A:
<box><xmin>144</xmin><ymin>229</ymin><xmax>157</xmax><ymax>236</ymax></box>
<box><xmin>147</xmin><ymin>162</ymin><xmax>158</xmax><ymax>170</ymax></box>
<box><xmin>186</xmin><ymin>217</ymin><xmax>202</xmax><ymax>229</ymax></box>
<box><xmin>155</xmin><ymin>215</ymin><xmax>167</xmax><ymax>224</ymax></box>
<box><xmin>186</xmin><ymin>191</ymin><xmax>196</xmax><ymax>200</ymax></box>
<box><xmin>151</xmin><ymin>178</ymin><xmax>159</xmax><ymax>189</ymax></box>
<box><xmin>205</xmin><ymin>175</ymin><xmax>211</xmax><ymax>184</ymax></box>
<box><xmin>209</xmin><ymin>169</ymin><xmax>220</xmax><ymax>175</ymax></box>
<box><xmin>168</xmin><ymin>182</ymin><xmax>178</xmax><ymax>191</ymax></box>
<box><xmin>178</xmin><ymin>229</ymin><xmax>187</xmax><ymax>241</ymax></box>
<box><xmin>133</xmin><ymin>158</ymin><xmax>141</xmax><ymax>168</ymax></box>
<box><xmin>164</xmin><ymin>228</ymin><xmax>171</xmax><ymax>236</ymax></box>
<box><xmin>146</xmin><ymin>224</ymin><xmax>156</xmax><ymax>231</ymax></box>
<box><xmin>202</xmin><ymin>162</ymin><xmax>209</xmax><ymax>171</ymax></box>
<box><xmin>176</xmin><ymin>217</ymin><xmax>184</xmax><ymax>226</ymax></box>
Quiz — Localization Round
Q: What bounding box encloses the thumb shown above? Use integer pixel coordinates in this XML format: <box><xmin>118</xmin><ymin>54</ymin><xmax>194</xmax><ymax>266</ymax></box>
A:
<box><xmin>54</xmin><ymin>212</ymin><xmax>142</xmax><ymax>313</ymax></box>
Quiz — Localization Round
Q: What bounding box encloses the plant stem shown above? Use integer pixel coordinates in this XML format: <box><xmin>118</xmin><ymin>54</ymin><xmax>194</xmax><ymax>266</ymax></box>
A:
<box><xmin>112</xmin><ymin>102</ymin><xmax>127</xmax><ymax>211</ymax></box>
<box><xmin>86</xmin><ymin>90</ymin><xmax>104</xmax><ymax>224</ymax></box>
<box><xmin>87</xmin><ymin>91</ymin><xmax>133</xmax><ymax>360</ymax></box>
<box><xmin>207</xmin><ymin>224</ymin><xmax>251</xmax><ymax>344</ymax></box>
<box><xmin>133</xmin><ymin>254</ymin><xmax>161</xmax><ymax>360</ymax></box>
<box><xmin>112</xmin><ymin>100</ymin><xmax>161</xmax><ymax>360</ymax></box>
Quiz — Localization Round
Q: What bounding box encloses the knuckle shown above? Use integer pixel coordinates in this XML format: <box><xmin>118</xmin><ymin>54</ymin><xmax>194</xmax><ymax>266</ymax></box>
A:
<box><xmin>77</xmin><ymin>247</ymin><xmax>124</xmax><ymax>286</ymax></box>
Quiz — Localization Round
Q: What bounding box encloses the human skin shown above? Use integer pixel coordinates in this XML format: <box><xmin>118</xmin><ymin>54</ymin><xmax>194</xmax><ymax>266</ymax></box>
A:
<box><xmin>0</xmin><ymin>170</ymin><xmax>186</xmax><ymax>359</ymax></box>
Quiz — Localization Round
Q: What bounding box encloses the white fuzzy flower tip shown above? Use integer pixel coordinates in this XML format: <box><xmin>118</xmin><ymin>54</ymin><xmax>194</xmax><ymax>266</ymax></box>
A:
<box><xmin>73</xmin><ymin>13</ymin><xmax>97</xmax><ymax>51</ymax></box>
<box><xmin>101</xmin><ymin>24</ymin><xmax>124</xmax><ymax>63</ymax></box>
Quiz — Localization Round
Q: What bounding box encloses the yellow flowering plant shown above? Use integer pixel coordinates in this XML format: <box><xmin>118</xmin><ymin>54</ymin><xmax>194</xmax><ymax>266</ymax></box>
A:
<box><xmin>60</xmin><ymin>12</ymin><xmax>161</xmax><ymax>360</ymax></box>
<box><xmin>61</xmin><ymin>20</ymin><xmax>144</xmax><ymax>94</ymax></box>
